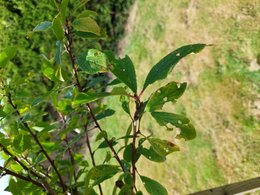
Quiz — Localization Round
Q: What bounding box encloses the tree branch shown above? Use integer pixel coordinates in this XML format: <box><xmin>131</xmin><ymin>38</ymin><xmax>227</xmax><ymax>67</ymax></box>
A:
<box><xmin>6</xmin><ymin>93</ymin><xmax>67</xmax><ymax>193</ymax></box>
<box><xmin>0</xmin><ymin>165</ymin><xmax>44</xmax><ymax>190</ymax></box>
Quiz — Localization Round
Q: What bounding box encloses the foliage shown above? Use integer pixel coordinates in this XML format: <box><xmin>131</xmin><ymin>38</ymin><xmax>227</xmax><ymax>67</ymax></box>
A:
<box><xmin>0</xmin><ymin>0</ymin><xmax>206</xmax><ymax>194</ymax></box>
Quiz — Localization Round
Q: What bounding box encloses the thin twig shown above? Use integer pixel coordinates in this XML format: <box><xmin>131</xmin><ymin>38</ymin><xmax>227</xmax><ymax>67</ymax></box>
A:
<box><xmin>6</xmin><ymin>93</ymin><xmax>67</xmax><ymax>193</ymax></box>
<box><xmin>64</xmin><ymin>20</ymin><xmax>125</xmax><ymax>172</ymax></box>
<box><xmin>0</xmin><ymin>165</ymin><xmax>44</xmax><ymax>190</ymax></box>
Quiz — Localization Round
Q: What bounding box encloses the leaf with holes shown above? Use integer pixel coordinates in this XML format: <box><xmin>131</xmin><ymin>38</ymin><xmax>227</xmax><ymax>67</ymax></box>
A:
<box><xmin>140</xmin><ymin>176</ymin><xmax>168</xmax><ymax>195</ymax></box>
<box><xmin>139</xmin><ymin>147</ymin><xmax>166</xmax><ymax>162</ymax></box>
<box><xmin>148</xmin><ymin>138</ymin><xmax>179</xmax><ymax>157</ymax></box>
<box><xmin>147</xmin><ymin>82</ymin><xmax>187</xmax><ymax>111</ymax></box>
<box><xmin>151</xmin><ymin>112</ymin><xmax>196</xmax><ymax>140</ymax></box>
<box><xmin>77</xmin><ymin>50</ymin><xmax>108</xmax><ymax>74</ymax></box>
<box><xmin>143</xmin><ymin>44</ymin><xmax>206</xmax><ymax>90</ymax></box>
<box><xmin>107</xmin><ymin>54</ymin><xmax>137</xmax><ymax>93</ymax></box>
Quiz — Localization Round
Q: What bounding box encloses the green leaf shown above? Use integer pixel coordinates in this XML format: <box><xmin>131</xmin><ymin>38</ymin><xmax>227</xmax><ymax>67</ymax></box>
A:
<box><xmin>139</xmin><ymin>147</ymin><xmax>166</xmax><ymax>162</ymax></box>
<box><xmin>95</xmin><ymin>131</ymin><xmax>107</xmax><ymax>142</ymax></box>
<box><xmin>97</xmin><ymin>138</ymin><xmax>118</xmax><ymax>149</ymax></box>
<box><xmin>96</xmin><ymin>109</ymin><xmax>115</xmax><ymax>120</ymax></box>
<box><xmin>108</xmin><ymin>55</ymin><xmax>137</xmax><ymax>93</ymax></box>
<box><xmin>73</xmin><ymin>89</ymin><xmax>129</xmax><ymax>106</ymax></box>
<box><xmin>0</xmin><ymin>47</ymin><xmax>17</xmax><ymax>67</ymax></box>
<box><xmin>33</xmin><ymin>21</ymin><xmax>52</xmax><ymax>31</ymax></box>
<box><xmin>123</xmin><ymin>144</ymin><xmax>141</xmax><ymax>163</ymax></box>
<box><xmin>0</xmin><ymin>109</ymin><xmax>7</xmax><ymax>118</ymax></box>
<box><xmin>151</xmin><ymin>112</ymin><xmax>196</xmax><ymax>140</ymax></box>
<box><xmin>75</xmin><ymin>29</ymin><xmax>107</xmax><ymax>39</ymax></box>
<box><xmin>77</xmin><ymin>10</ymin><xmax>98</xmax><ymax>18</ymax></box>
<box><xmin>55</xmin><ymin>66</ymin><xmax>65</xmax><ymax>82</ymax></box>
<box><xmin>143</xmin><ymin>44</ymin><xmax>206</xmax><ymax>90</ymax></box>
<box><xmin>13</xmin><ymin>134</ymin><xmax>32</xmax><ymax>152</ymax></box>
<box><xmin>55</xmin><ymin>41</ymin><xmax>63</xmax><ymax>65</ymax></box>
<box><xmin>124</xmin><ymin>123</ymin><xmax>132</xmax><ymax>146</ymax></box>
<box><xmin>118</xmin><ymin>184</ymin><xmax>131</xmax><ymax>195</ymax></box>
<box><xmin>85</xmin><ymin>165</ymin><xmax>120</xmax><ymax>186</ymax></box>
<box><xmin>77</xmin><ymin>50</ymin><xmax>108</xmax><ymax>74</ymax></box>
<box><xmin>140</xmin><ymin>176</ymin><xmax>168</xmax><ymax>195</ymax></box>
<box><xmin>52</xmin><ymin>15</ymin><xmax>64</xmax><ymax>41</ymax></box>
<box><xmin>147</xmin><ymin>82</ymin><xmax>187</xmax><ymax>111</ymax></box>
<box><xmin>73</xmin><ymin>17</ymin><xmax>100</xmax><ymax>35</ymax></box>
<box><xmin>60</xmin><ymin>0</ymin><xmax>69</xmax><ymax>22</ymax></box>
<box><xmin>148</xmin><ymin>138</ymin><xmax>179</xmax><ymax>157</ymax></box>
<box><xmin>41</xmin><ymin>55</ymin><xmax>56</xmax><ymax>81</ymax></box>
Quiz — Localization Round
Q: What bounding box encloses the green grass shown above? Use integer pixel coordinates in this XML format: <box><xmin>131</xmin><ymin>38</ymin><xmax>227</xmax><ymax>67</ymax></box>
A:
<box><xmin>96</xmin><ymin>0</ymin><xmax>260</xmax><ymax>194</ymax></box>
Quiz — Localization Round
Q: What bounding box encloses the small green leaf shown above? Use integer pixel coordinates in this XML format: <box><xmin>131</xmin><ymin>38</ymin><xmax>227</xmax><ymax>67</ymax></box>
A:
<box><xmin>140</xmin><ymin>176</ymin><xmax>168</xmax><ymax>195</ymax></box>
<box><xmin>139</xmin><ymin>147</ymin><xmax>166</xmax><ymax>162</ymax></box>
<box><xmin>85</xmin><ymin>165</ymin><xmax>120</xmax><ymax>186</ymax></box>
<box><xmin>77</xmin><ymin>10</ymin><xmax>97</xmax><ymax>18</ymax></box>
<box><xmin>97</xmin><ymin>138</ymin><xmax>118</xmax><ymax>149</ymax></box>
<box><xmin>52</xmin><ymin>15</ymin><xmax>64</xmax><ymax>40</ymax></box>
<box><xmin>95</xmin><ymin>131</ymin><xmax>107</xmax><ymax>142</ymax></box>
<box><xmin>55</xmin><ymin>41</ymin><xmax>63</xmax><ymax>65</ymax></box>
<box><xmin>41</xmin><ymin>55</ymin><xmax>56</xmax><ymax>81</ymax></box>
<box><xmin>151</xmin><ymin>112</ymin><xmax>196</xmax><ymax>140</ymax></box>
<box><xmin>96</xmin><ymin>109</ymin><xmax>115</xmax><ymax>120</ymax></box>
<box><xmin>123</xmin><ymin>144</ymin><xmax>141</xmax><ymax>163</ymax></box>
<box><xmin>143</xmin><ymin>44</ymin><xmax>206</xmax><ymax>90</ymax></box>
<box><xmin>0</xmin><ymin>109</ymin><xmax>7</xmax><ymax>118</ymax></box>
<box><xmin>73</xmin><ymin>17</ymin><xmax>100</xmax><ymax>35</ymax></box>
<box><xmin>148</xmin><ymin>138</ymin><xmax>179</xmax><ymax>157</ymax></box>
<box><xmin>33</xmin><ymin>21</ymin><xmax>52</xmax><ymax>31</ymax></box>
<box><xmin>124</xmin><ymin>123</ymin><xmax>132</xmax><ymax>146</ymax></box>
<box><xmin>60</xmin><ymin>0</ymin><xmax>69</xmax><ymax>22</ymax></box>
<box><xmin>118</xmin><ymin>184</ymin><xmax>131</xmax><ymax>195</ymax></box>
<box><xmin>73</xmin><ymin>89</ymin><xmax>129</xmax><ymax>106</ymax></box>
<box><xmin>55</xmin><ymin>66</ymin><xmax>65</xmax><ymax>82</ymax></box>
<box><xmin>0</xmin><ymin>47</ymin><xmax>17</xmax><ymax>67</ymax></box>
<box><xmin>147</xmin><ymin>82</ymin><xmax>187</xmax><ymax>111</ymax></box>
<box><xmin>107</xmin><ymin>54</ymin><xmax>137</xmax><ymax>93</ymax></box>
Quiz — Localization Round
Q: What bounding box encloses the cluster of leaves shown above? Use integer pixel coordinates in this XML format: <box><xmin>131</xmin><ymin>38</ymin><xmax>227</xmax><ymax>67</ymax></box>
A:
<box><xmin>0</xmin><ymin>0</ymin><xmax>206</xmax><ymax>194</ymax></box>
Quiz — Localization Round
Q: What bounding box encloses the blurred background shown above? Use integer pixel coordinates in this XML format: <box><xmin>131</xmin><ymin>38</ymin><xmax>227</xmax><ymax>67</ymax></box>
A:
<box><xmin>1</xmin><ymin>0</ymin><xmax>259</xmax><ymax>194</ymax></box>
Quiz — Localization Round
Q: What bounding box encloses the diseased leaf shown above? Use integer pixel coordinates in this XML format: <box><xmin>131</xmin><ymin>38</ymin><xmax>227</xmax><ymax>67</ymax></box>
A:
<box><xmin>52</xmin><ymin>15</ymin><xmax>64</xmax><ymax>40</ymax></box>
<box><xmin>139</xmin><ymin>147</ymin><xmax>166</xmax><ymax>162</ymax></box>
<box><xmin>107</xmin><ymin>54</ymin><xmax>137</xmax><ymax>93</ymax></box>
<box><xmin>33</xmin><ymin>21</ymin><xmax>52</xmax><ymax>31</ymax></box>
<box><xmin>143</xmin><ymin>44</ymin><xmax>206</xmax><ymax>90</ymax></box>
<box><xmin>147</xmin><ymin>82</ymin><xmax>187</xmax><ymax>111</ymax></box>
<box><xmin>140</xmin><ymin>176</ymin><xmax>168</xmax><ymax>195</ymax></box>
<box><xmin>77</xmin><ymin>50</ymin><xmax>108</xmax><ymax>74</ymax></box>
<box><xmin>148</xmin><ymin>138</ymin><xmax>179</xmax><ymax>157</ymax></box>
<box><xmin>85</xmin><ymin>165</ymin><xmax>120</xmax><ymax>186</ymax></box>
<box><xmin>151</xmin><ymin>112</ymin><xmax>196</xmax><ymax>140</ymax></box>
<box><xmin>73</xmin><ymin>17</ymin><xmax>100</xmax><ymax>35</ymax></box>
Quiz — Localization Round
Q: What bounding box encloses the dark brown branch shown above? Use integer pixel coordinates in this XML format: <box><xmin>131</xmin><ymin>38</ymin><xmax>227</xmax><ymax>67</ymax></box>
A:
<box><xmin>0</xmin><ymin>165</ymin><xmax>44</xmax><ymax>190</ymax></box>
<box><xmin>84</xmin><ymin>124</ymin><xmax>103</xmax><ymax>195</ymax></box>
<box><xmin>6</xmin><ymin>93</ymin><xmax>67</xmax><ymax>193</ymax></box>
<box><xmin>64</xmin><ymin>20</ymin><xmax>125</xmax><ymax>172</ymax></box>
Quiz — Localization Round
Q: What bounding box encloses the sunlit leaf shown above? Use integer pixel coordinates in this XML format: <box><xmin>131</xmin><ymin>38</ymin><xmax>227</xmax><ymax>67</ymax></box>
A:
<box><xmin>73</xmin><ymin>17</ymin><xmax>100</xmax><ymax>35</ymax></box>
<box><xmin>143</xmin><ymin>44</ymin><xmax>206</xmax><ymax>90</ymax></box>
<box><xmin>147</xmin><ymin>82</ymin><xmax>187</xmax><ymax>111</ymax></box>
<box><xmin>52</xmin><ymin>15</ymin><xmax>64</xmax><ymax>41</ymax></box>
<box><xmin>41</xmin><ymin>55</ymin><xmax>56</xmax><ymax>81</ymax></box>
<box><xmin>151</xmin><ymin>112</ymin><xmax>196</xmax><ymax>140</ymax></box>
<box><xmin>148</xmin><ymin>138</ymin><xmax>179</xmax><ymax>157</ymax></box>
<box><xmin>140</xmin><ymin>176</ymin><xmax>168</xmax><ymax>195</ymax></box>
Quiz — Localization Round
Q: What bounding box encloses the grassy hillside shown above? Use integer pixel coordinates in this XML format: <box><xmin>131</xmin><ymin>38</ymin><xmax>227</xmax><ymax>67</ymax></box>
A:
<box><xmin>98</xmin><ymin>0</ymin><xmax>260</xmax><ymax>194</ymax></box>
